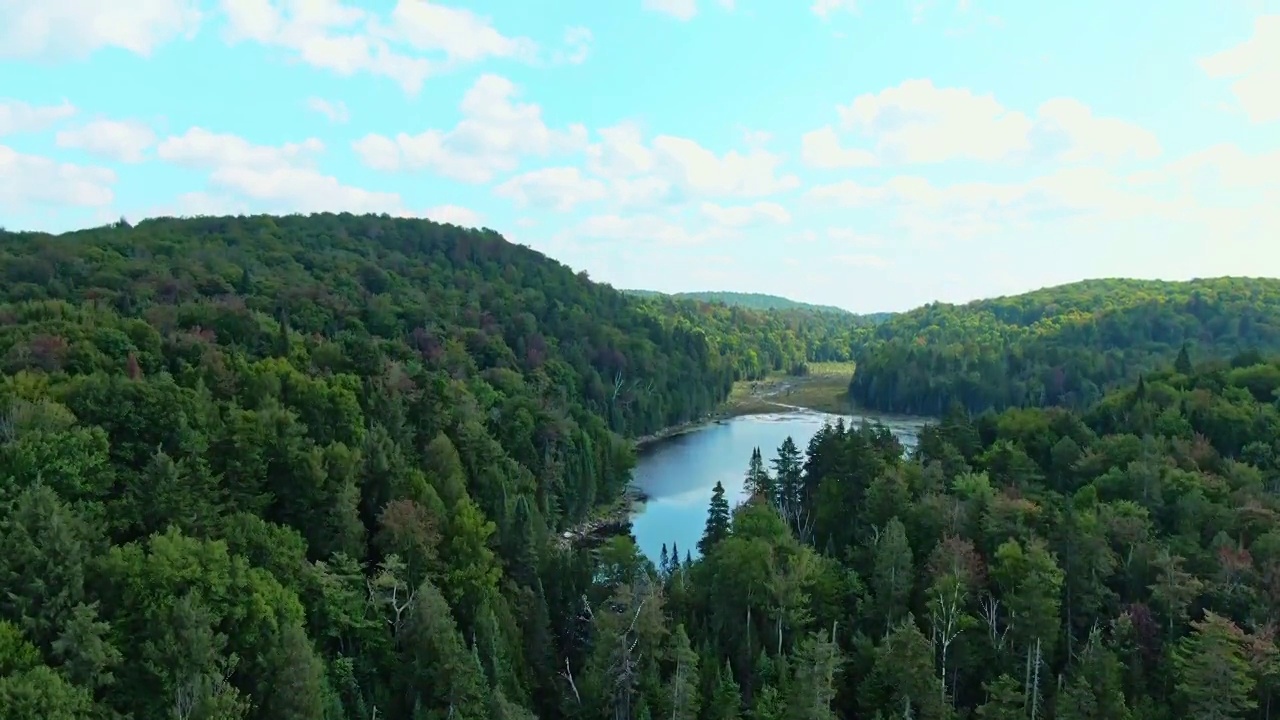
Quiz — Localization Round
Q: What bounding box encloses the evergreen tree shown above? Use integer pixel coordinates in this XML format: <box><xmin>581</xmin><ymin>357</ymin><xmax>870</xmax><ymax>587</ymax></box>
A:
<box><xmin>770</xmin><ymin>438</ymin><xmax>803</xmax><ymax>517</ymax></box>
<box><xmin>1055</xmin><ymin>628</ymin><xmax>1132</xmax><ymax>720</ymax></box>
<box><xmin>744</xmin><ymin>447</ymin><xmax>773</xmax><ymax>502</ymax></box>
<box><xmin>699</xmin><ymin>481</ymin><xmax>732</xmax><ymax>556</ymax></box>
<box><xmin>1175</xmin><ymin>342</ymin><xmax>1193</xmax><ymax>374</ymax></box>
<box><xmin>706</xmin><ymin>660</ymin><xmax>743</xmax><ymax>720</ymax></box>
<box><xmin>1173</xmin><ymin>612</ymin><xmax>1256</xmax><ymax>719</ymax></box>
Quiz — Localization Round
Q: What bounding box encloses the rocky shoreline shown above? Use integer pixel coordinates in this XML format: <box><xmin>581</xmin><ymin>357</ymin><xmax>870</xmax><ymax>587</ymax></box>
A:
<box><xmin>555</xmin><ymin>485</ymin><xmax>648</xmax><ymax>549</ymax></box>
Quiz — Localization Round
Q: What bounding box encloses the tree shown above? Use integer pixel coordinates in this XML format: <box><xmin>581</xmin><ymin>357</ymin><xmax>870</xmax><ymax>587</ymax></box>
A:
<box><xmin>787</xmin><ymin>630</ymin><xmax>842</xmax><ymax>720</ymax></box>
<box><xmin>1055</xmin><ymin>627</ymin><xmax>1131</xmax><ymax>720</ymax></box>
<box><xmin>770</xmin><ymin>438</ymin><xmax>805</xmax><ymax>533</ymax></box>
<box><xmin>1173</xmin><ymin>612</ymin><xmax>1256</xmax><ymax>720</ymax></box>
<box><xmin>699</xmin><ymin>481</ymin><xmax>732</xmax><ymax>556</ymax></box>
<box><xmin>872</xmin><ymin>518</ymin><xmax>914</xmax><ymax>637</ymax></box>
<box><xmin>744</xmin><ymin>447</ymin><xmax>773</xmax><ymax>502</ymax></box>
<box><xmin>1175</xmin><ymin>343</ymin><xmax>1193</xmax><ymax>374</ymax></box>
<box><xmin>666</xmin><ymin>624</ymin><xmax>700</xmax><ymax>720</ymax></box>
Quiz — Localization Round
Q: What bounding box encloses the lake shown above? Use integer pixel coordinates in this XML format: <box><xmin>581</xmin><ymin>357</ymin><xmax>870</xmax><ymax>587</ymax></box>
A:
<box><xmin>628</xmin><ymin>408</ymin><xmax>930</xmax><ymax>563</ymax></box>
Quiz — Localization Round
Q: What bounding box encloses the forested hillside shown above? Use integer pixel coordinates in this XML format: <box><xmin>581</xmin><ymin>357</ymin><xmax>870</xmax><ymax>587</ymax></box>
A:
<box><xmin>627</xmin><ymin>293</ymin><xmax>868</xmax><ymax>379</ymax></box>
<box><xmin>656</xmin><ymin>349</ymin><xmax>1280</xmax><ymax>719</ymax></box>
<box><xmin>3</xmin><ymin>212</ymin><xmax>1280</xmax><ymax>718</ymax></box>
<box><xmin>623</xmin><ymin>289</ymin><xmax>857</xmax><ymax>316</ymax></box>
<box><xmin>848</xmin><ymin>277</ymin><xmax>1280</xmax><ymax>415</ymax></box>
<box><xmin>0</xmin><ymin>213</ymin><xmax>826</xmax><ymax>718</ymax></box>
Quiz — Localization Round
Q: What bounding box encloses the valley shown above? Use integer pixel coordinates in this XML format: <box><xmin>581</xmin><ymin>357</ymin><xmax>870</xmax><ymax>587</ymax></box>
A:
<box><xmin>1</xmin><ymin>214</ymin><xmax>1278</xmax><ymax>720</ymax></box>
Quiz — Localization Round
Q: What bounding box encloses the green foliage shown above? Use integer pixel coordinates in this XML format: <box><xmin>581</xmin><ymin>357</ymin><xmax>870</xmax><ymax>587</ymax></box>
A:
<box><xmin>848</xmin><ymin>277</ymin><xmax>1280</xmax><ymax>414</ymax></box>
<box><xmin>621</xmin><ymin>289</ymin><xmax>871</xmax><ymax>317</ymax></box>
<box><xmin>6</xmin><ymin>213</ymin><xmax>1280</xmax><ymax>719</ymax></box>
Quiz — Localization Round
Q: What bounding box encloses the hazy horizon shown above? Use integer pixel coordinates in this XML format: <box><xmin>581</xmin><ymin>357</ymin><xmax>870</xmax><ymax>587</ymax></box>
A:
<box><xmin>2</xmin><ymin>1</ymin><xmax>1276</xmax><ymax>314</ymax></box>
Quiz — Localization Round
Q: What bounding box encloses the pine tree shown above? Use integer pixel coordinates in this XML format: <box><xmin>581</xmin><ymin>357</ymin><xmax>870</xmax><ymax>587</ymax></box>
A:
<box><xmin>706</xmin><ymin>660</ymin><xmax>743</xmax><ymax>720</ymax></box>
<box><xmin>770</xmin><ymin>438</ymin><xmax>803</xmax><ymax>516</ymax></box>
<box><xmin>1173</xmin><ymin>612</ymin><xmax>1256</xmax><ymax>719</ymax></box>
<box><xmin>975</xmin><ymin>676</ymin><xmax>1025</xmax><ymax>720</ymax></box>
<box><xmin>1175</xmin><ymin>343</ymin><xmax>1193</xmax><ymax>374</ymax></box>
<box><xmin>744</xmin><ymin>447</ymin><xmax>773</xmax><ymax>502</ymax></box>
<box><xmin>699</xmin><ymin>481</ymin><xmax>731</xmax><ymax>556</ymax></box>
<box><xmin>1055</xmin><ymin>627</ymin><xmax>1132</xmax><ymax>720</ymax></box>
<box><xmin>666</xmin><ymin>625</ymin><xmax>700</xmax><ymax>720</ymax></box>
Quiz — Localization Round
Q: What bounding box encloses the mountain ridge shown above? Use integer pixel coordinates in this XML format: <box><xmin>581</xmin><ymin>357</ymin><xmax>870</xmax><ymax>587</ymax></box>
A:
<box><xmin>621</xmin><ymin>288</ymin><xmax>893</xmax><ymax>320</ymax></box>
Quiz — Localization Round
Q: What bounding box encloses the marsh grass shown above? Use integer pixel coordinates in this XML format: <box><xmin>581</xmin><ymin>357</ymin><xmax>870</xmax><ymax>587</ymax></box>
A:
<box><xmin>723</xmin><ymin>361</ymin><xmax>856</xmax><ymax>416</ymax></box>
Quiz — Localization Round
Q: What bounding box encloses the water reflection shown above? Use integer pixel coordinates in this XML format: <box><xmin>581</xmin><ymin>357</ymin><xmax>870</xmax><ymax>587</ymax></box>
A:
<box><xmin>629</xmin><ymin>410</ymin><xmax>928</xmax><ymax>562</ymax></box>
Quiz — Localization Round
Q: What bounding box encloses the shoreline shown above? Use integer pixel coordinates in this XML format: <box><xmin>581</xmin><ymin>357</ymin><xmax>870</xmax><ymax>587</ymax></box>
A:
<box><xmin>564</xmin><ymin>403</ymin><xmax>932</xmax><ymax>550</ymax></box>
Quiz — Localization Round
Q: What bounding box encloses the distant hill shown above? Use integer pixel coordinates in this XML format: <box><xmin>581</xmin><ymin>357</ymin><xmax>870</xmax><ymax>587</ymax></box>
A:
<box><xmin>622</xmin><ymin>289</ymin><xmax>890</xmax><ymax>320</ymax></box>
<box><xmin>848</xmin><ymin>276</ymin><xmax>1280</xmax><ymax>415</ymax></box>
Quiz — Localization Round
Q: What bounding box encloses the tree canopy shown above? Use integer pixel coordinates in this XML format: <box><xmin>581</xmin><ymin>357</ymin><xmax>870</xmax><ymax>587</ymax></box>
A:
<box><xmin>847</xmin><ymin>277</ymin><xmax>1280</xmax><ymax>414</ymax></box>
<box><xmin>4</xmin><ymin>213</ymin><xmax>1280</xmax><ymax>719</ymax></box>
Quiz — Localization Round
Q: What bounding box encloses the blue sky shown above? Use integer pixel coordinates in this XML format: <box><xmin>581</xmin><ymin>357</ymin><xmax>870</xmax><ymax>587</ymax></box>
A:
<box><xmin>1</xmin><ymin>0</ymin><xmax>1277</xmax><ymax>312</ymax></box>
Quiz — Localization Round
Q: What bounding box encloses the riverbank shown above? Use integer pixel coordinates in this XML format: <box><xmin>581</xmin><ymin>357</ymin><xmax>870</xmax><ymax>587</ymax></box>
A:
<box><xmin>554</xmin><ymin>485</ymin><xmax>646</xmax><ymax>550</ymax></box>
<box><xmin>633</xmin><ymin>361</ymin><xmax>858</xmax><ymax>450</ymax></box>
<box><xmin>722</xmin><ymin>361</ymin><xmax>857</xmax><ymax>416</ymax></box>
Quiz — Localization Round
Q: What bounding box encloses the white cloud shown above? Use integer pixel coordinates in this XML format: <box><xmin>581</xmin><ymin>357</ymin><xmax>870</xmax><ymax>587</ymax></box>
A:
<box><xmin>800</xmin><ymin>126</ymin><xmax>878</xmax><ymax>168</ymax></box>
<box><xmin>0</xmin><ymin>99</ymin><xmax>77</xmax><ymax>136</ymax></box>
<box><xmin>558</xmin><ymin>26</ymin><xmax>593</xmax><ymax>65</ymax></box>
<box><xmin>220</xmin><ymin>0</ymin><xmax>535</xmax><ymax>94</ymax></box>
<box><xmin>352</xmin><ymin>74</ymin><xmax>587</xmax><ymax>182</ymax></box>
<box><xmin>158</xmin><ymin>127</ymin><xmax>324</xmax><ymax>168</ymax></box>
<box><xmin>425</xmin><ymin>204</ymin><xmax>484</xmax><ymax>227</ymax></box>
<box><xmin>574</xmin><ymin>213</ymin><xmax>707</xmax><ymax>246</ymax></box>
<box><xmin>156</xmin><ymin>191</ymin><xmax>251</xmax><ymax>218</ymax></box>
<box><xmin>700</xmin><ymin>201</ymin><xmax>791</xmax><ymax>226</ymax></box>
<box><xmin>56</xmin><ymin>119</ymin><xmax>157</xmax><ymax>163</ymax></box>
<box><xmin>581</xmin><ymin>122</ymin><xmax>800</xmax><ymax>205</ymax></box>
<box><xmin>157</xmin><ymin>127</ymin><xmax>407</xmax><ymax>214</ymax></box>
<box><xmin>742</xmin><ymin>129</ymin><xmax>773</xmax><ymax>147</ymax></box>
<box><xmin>834</xmin><ymin>253</ymin><xmax>889</xmax><ymax>268</ymax></box>
<box><xmin>806</xmin><ymin>170</ymin><xmax>1129</xmax><ymax>243</ymax></box>
<box><xmin>378</xmin><ymin>0</ymin><xmax>536</xmax><ymax>62</ymax></box>
<box><xmin>1131</xmin><ymin>143</ymin><xmax>1280</xmax><ymax>206</ymax></box>
<box><xmin>608</xmin><ymin>176</ymin><xmax>676</xmax><ymax>208</ymax></box>
<box><xmin>586</xmin><ymin>123</ymin><xmax>656</xmax><ymax>178</ymax></box>
<box><xmin>0</xmin><ymin>0</ymin><xmax>202</xmax><ymax>60</ymax></box>
<box><xmin>1036</xmin><ymin>98</ymin><xmax>1161</xmax><ymax>163</ymax></box>
<box><xmin>838</xmin><ymin>79</ymin><xmax>1034</xmax><ymax>163</ymax></box>
<box><xmin>823</xmin><ymin>79</ymin><xmax>1163</xmax><ymax>166</ymax></box>
<box><xmin>1199</xmin><ymin>15</ymin><xmax>1280</xmax><ymax>124</ymax></box>
<box><xmin>811</xmin><ymin>0</ymin><xmax>859</xmax><ymax>19</ymax></box>
<box><xmin>827</xmin><ymin>227</ymin><xmax>883</xmax><ymax>247</ymax></box>
<box><xmin>643</xmin><ymin>0</ymin><xmax>698</xmax><ymax>20</ymax></box>
<box><xmin>803</xmin><ymin>143</ymin><xmax>1276</xmax><ymax>251</ymax></box>
<box><xmin>652</xmin><ymin>135</ymin><xmax>801</xmax><ymax>197</ymax></box>
<box><xmin>495</xmin><ymin>167</ymin><xmax>608</xmax><ymax>212</ymax></box>
<box><xmin>0</xmin><ymin>146</ymin><xmax>116</xmax><ymax>208</ymax></box>
<box><xmin>306</xmin><ymin>97</ymin><xmax>350</xmax><ymax>123</ymax></box>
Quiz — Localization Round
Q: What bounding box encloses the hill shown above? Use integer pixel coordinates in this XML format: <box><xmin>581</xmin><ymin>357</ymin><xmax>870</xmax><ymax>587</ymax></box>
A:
<box><xmin>6</xmin><ymin>215</ymin><xmax>1280</xmax><ymax>718</ymax></box>
<box><xmin>622</xmin><ymin>288</ymin><xmax>881</xmax><ymax>317</ymax></box>
<box><xmin>0</xmin><ymin>213</ymin><xmax>810</xmax><ymax>718</ymax></box>
<box><xmin>848</xmin><ymin>276</ymin><xmax>1280</xmax><ymax>414</ymax></box>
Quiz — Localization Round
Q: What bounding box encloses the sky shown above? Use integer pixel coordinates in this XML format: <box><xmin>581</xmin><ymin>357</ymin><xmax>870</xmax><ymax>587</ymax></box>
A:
<box><xmin>1</xmin><ymin>0</ymin><xmax>1277</xmax><ymax>313</ymax></box>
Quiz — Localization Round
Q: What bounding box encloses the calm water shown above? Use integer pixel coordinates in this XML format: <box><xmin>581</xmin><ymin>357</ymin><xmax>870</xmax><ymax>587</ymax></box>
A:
<box><xmin>628</xmin><ymin>409</ymin><xmax>929</xmax><ymax>563</ymax></box>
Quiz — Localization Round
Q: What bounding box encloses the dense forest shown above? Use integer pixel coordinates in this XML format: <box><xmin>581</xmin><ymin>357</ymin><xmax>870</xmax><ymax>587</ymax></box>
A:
<box><xmin>659</xmin><ymin>348</ymin><xmax>1280</xmax><ymax>719</ymax></box>
<box><xmin>0</xmin><ymin>212</ymin><xmax>863</xmax><ymax>719</ymax></box>
<box><xmin>621</xmin><ymin>289</ymin><xmax>865</xmax><ymax>317</ymax></box>
<box><xmin>847</xmin><ymin>278</ymin><xmax>1280</xmax><ymax>415</ymax></box>
<box><xmin>5</xmin><ymin>212</ymin><xmax>1280</xmax><ymax>719</ymax></box>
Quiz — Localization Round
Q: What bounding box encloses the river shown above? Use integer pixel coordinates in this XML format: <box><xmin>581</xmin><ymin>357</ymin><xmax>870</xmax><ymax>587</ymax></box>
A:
<box><xmin>628</xmin><ymin>408</ymin><xmax>930</xmax><ymax>563</ymax></box>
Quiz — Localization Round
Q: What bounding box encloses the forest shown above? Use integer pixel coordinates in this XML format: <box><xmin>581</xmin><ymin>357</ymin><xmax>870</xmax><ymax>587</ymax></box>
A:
<box><xmin>0</xmin><ymin>213</ymin><xmax>860</xmax><ymax>719</ymax></box>
<box><xmin>620</xmin><ymin>290</ymin><xmax>870</xmax><ymax>318</ymax></box>
<box><xmin>847</xmin><ymin>277</ymin><xmax>1280</xmax><ymax>415</ymax></box>
<box><xmin>3</xmin><ymin>212</ymin><xmax>1280</xmax><ymax>719</ymax></box>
